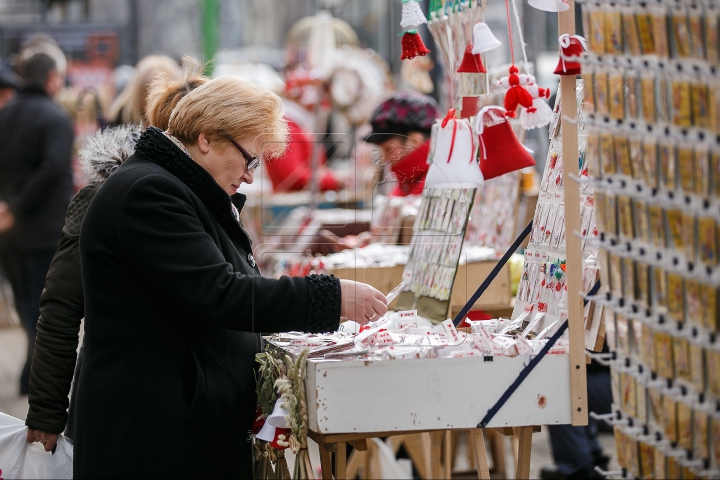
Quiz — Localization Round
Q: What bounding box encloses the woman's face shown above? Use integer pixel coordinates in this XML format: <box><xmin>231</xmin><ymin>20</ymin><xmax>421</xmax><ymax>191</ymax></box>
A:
<box><xmin>189</xmin><ymin>133</ymin><xmax>256</xmax><ymax>195</ymax></box>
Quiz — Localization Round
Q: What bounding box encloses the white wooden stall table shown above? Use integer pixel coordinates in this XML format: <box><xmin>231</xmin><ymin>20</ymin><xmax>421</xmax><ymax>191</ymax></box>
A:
<box><xmin>276</xmin><ymin>345</ymin><xmax>574</xmax><ymax>479</ymax></box>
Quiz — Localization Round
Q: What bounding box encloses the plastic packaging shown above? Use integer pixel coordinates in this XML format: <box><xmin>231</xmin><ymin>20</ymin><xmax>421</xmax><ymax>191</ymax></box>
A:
<box><xmin>0</xmin><ymin>413</ymin><xmax>72</xmax><ymax>479</ymax></box>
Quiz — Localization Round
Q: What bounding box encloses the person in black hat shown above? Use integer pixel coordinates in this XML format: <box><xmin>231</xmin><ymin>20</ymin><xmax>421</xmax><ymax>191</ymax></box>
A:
<box><xmin>0</xmin><ymin>66</ymin><xmax>20</xmax><ymax>110</ymax></box>
<box><xmin>365</xmin><ymin>90</ymin><xmax>439</xmax><ymax>196</ymax></box>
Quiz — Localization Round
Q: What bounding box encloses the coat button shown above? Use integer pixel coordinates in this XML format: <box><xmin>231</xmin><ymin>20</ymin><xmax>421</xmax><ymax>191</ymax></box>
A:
<box><xmin>247</xmin><ymin>253</ymin><xmax>256</xmax><ymax>268</ymax></box>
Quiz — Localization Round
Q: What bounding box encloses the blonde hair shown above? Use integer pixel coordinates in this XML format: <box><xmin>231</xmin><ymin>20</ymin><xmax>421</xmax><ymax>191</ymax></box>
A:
<box><xmin>146</xmin><ymin>56</ymin><xmax>208</xmax><ymax>131</ymax></box>
<box><xmin>167</xmin><ymin>76</ymin><xmax>288</xmax><ymax>158</ymax></box>
<box><xmin>107</xmin><ymin>55</ymin><xmax>181</xmax><ymax>125</ymax></box>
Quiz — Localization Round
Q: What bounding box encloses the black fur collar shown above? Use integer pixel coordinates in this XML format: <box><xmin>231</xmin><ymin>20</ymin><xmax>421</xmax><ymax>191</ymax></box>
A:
<box><xmin>134</xmin><ymin>126</ymin><xmax>251</xmax><ymax>251</ymax></box>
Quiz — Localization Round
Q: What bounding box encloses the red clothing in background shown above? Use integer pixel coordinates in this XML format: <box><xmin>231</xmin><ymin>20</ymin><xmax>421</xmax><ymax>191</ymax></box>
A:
<box><xmin>389</xmin><ymin>140</ymin><xmax>430</xmax><ymax>197</ymax></box>
<box><xmin>265</xmin><ymin>119</ymin><xmax>341</xmax><ymax>193</ymax></box>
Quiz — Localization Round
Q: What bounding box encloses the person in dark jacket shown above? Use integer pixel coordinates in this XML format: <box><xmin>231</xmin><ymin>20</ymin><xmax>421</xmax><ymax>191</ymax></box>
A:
<box><xmin>25</xmin><ymin>59</ymin><xmax>207</xmax><ymax>451</ymax></box>
<box><xmin>0</xmin><ymin>46</ymin><xmax>74</xmax><ymax>395</ymax></box>
<box><xmin>74</xmin><ymin>76</ymin><xmax>386</xmax><ymax>478</ymax></box>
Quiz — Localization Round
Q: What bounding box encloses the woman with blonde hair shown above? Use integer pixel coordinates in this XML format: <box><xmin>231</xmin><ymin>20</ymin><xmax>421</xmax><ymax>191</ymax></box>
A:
<box><xmin>106</xmin><ymin>54</ymin><xmax>181</xmax><ymax>125</ymax></box>
<box><xmin>24</xmin><ymin>58</ymin><xmax>208</xmax><ymax>455</ymax></box>
<box><xmin>74</xmin><ymin>76</ymin><xmax>386</xmax><ymax>477</ymax></box>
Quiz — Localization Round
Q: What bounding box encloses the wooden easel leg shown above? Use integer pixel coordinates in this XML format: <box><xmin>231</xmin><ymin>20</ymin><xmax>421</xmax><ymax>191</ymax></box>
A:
<box><xmin>335</xmin><ymin>441</ymin><xmax>347</xmax><ymax>480</ymax></box>
<box><xmin>319</xmin><ymin>441</ymin><xmax>333</xmax><ymax>480</ymax></box>
<box><xmin>443</xmin><ymin>430</ymin><xmax>452</xmax><ymax>479</ymax></box>
<box><xmin>400</xmin><ymin>434</ymin><xmax>429</xmax><ymax>480</ymax></box>
<box><xmin>421</xmin><ymin>432</ymin><xmax>433</xmax><ymax>480</ymax></box>
<box><xmin>346</xmin><ymin>449</ymin><xmax>362</xmax><ymax>479</ymax></box>
<box><xmin>514</xmin><ymin>426</ymin><xmax>533</xmax><ymax>479</ymax></box>
<box><xmin>487</xmin><ymin>429</ymin><xmax>506</xmax><ymax>477</ymax></box>
<box><xmin>469</xmin><ymin>429</ymin><xmax>491</xmax><ymax>480</ymax></box>
<box><xmin>431</xmin><ymin>431</ymin><xmax>444</xmax><ymax>479</ymax></box>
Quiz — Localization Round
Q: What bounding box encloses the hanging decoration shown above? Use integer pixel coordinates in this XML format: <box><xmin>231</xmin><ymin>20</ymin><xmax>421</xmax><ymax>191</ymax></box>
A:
<box><xmin>527</xmin><ymin>0</ymin><xmax>569</xmax><ymax>13</ymax></box>
<box><xmin>554</xmin><ymin>34</ymin><xmax>587</xmax><ymax>75</ymax></box>
<box><xmin>472</xmin><ymin>22</ymin><xmax>503</xmax><ymax>54</ymax></box>
<box><xmin>475</xmin><ymin>106</ymin><xmax>536</xmax><ymax>180</ymax></box>
<box><xmin>425</xmin><ymin>109</ymin><xmax>484</xmax><ymax>189</ymax></box>
<box><xmin>520</xmin><ymin>75</ymin><xmax>553</xmax><ymax>129</ymax></box>
<box><xmin>400</xmin><ymin>31</ymin><xmax>431</xmax><ymax>60</ymax></box>
<box><xmin>499</xmin><ymin>65</ymin><xmax>534</xmax><ymax>117</ymax></box>
<box><xmin>400</xmin><ymin>0</ymin><xmax>430</xmax><ymax>60</ymax></box>
<box><xmin>457</xmin><ymin>44</ymin><xmax>486</xmax><ymax>73</ymax></box>
<box><xmin>401</xmin><ymin>0</ymin><xmax>428</xmax><ymax>28</ymax></box>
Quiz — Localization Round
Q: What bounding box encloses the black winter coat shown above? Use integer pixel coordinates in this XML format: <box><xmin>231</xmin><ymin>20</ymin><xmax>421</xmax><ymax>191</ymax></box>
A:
<box><xmin>74</xmin><ymin>127</ymin><xmax>341</xmax><ymax>478</ymax></box>
<box><xmin>0</xmin><ymin>86</ymin><xmax>74</xmax><ymax>252</ymax></box>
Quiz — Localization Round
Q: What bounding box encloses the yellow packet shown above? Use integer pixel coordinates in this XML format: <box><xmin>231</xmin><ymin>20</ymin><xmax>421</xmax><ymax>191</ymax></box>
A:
<box><xmin>678</xmin><ymin>145</ymin><xmax>695</xmax><ymax>193</ymax></box>
<box><xmin>713</xmin><ymin>150</ymin><xmax>720</xmax><ymax>197</ymax></box>
<box><xmin>616</xmin><ymin>314</ymin><xmax>630</xmax><ymax>357</ymax></box>
<box><xmin>609</xmin><ymin>253</ymin><xmax>624</xmax><ymax>297</ymax></box>
<box><xmin>710</xmin><ymin>83</ymin><xmax>720</xmax><ymax>134</ymax></box>
<box><xmin>614</xmin><ymin>427</ymin><xmax>627</xmax><ymax>470</ymax></box>
<box><xmin>614</xmin><ymin>135</ymin><xmax>633</xmax><ymax>177</ymax></box>
<box><xmin>700</xmin><ymin>284</ymin><xmax>719</xmax><ymax>333</ymax></box>
<box><xmin>622</xmin><ymin>7</ymin><xmax>642</xmax><ymax>56</ymax></box>
<box><xmin>652</xmin><ymin>6</ymin><xmax>669</xmax><ymax>58</ymax></box>
<box><xmin>686</xmin><ymin>279</ymin><xmax>702</xmax><ymax>326</ymax></box>
<box><xmin>581</xmin><ymin>67</ymin><xmax>595</xmax><ymax>114</ymax></box>
<box><xmin>629</xmin><ymin>136</ymin><xmax>643</xmax><ymax>180</ymax></box>
<box><xmin>694</xmin><ymin>144</ymin><xmax>710</xmax><ymax>197</ymax></box>
<box><xmin>649</xmin><ymin>205</ymin><xmax>666</xmax><ymax>248</ymax></box>
<box><xmin>655</xmin><ymin>331</ymin><xmax>675</xmax><ymax>378</ymax></box>
<box><xmin>689</xmin><ymin>342</ymin><xmax>705</xmax><ymax>392</ymax></box>
<box><xmin>641</xmin><ymin>74</ymin><xmax>656</xmax><ymax>123</ymax></box>
<box><xmin>667</xmin><ymin>455</ymin><xmax>682</xmax><ymax>479</ymax></box>
<box><xmin>681</xmin><ymin>211</ymin><xmax>697</xmax><ymax>261</ymax></box>
<box><xmin>694</xmin><ymin>408</ymin><xmax>710</xmax><ymax>460</ymax></box>
<box><xmin>588</xmin><ymin>5</ymin><xmax>606</xmax><ymax>54</ymax></box>
<box><xmin>618</xmin><ymin>196</ymin><xmax>634</xmax><ymax>238</ymax></box>
<box><xmin>599</xmin><ymin>132</ymin><xmax>615</xmax><ymax>175</ymax></box>
<box><xmin>611</xmin><ymin>368</ymin><xmax>622</xmax><ymax>411</ymax></box>
<box><xmin>671</xmin><ymin>78</ymin><xmax>693</xmax><ymax>127</ymax></box>
<box><xmin>605</xmin><ymin>9</ymin><xmax>623</xmax><ymax>54</ymax></box>
<box><xmin>636</xmin><ymin>377</ymin><xmax>647</xmax><ymax>424</ymax></box>
<box><xmin>595</xmin><ymin>70</ymin><xmax>610</xmax><ymax>115</ymax></box>
<box><xmin>609</xmin><ymin>70</ymin><xmax>625</xmax><ymax>120</ymax></box>
<box><xmin>642</xmin><ymin>137</ymin><xmax>658</xmax><ymax>188</ymax></box>
<box><xmin>586</xmin><ymin>132</ymin><xmax>600</xmax><ymax>178</ymax></box>
<box><xmin>648</xmin><ymin>387</ymin><xmax>663</xmax><ymax>426</ymax></box>
<box><xmin>627</xmin><ymin>432</ymin><xmax>641</xmax><ymax>478</ymax></box>
<box><xmin>638</xmin><ymin>441</ymin><xmax>654</xmax><ymax>479</ymax></box>
<box><xmin>665</xmin><ymin>208</ymin><xmax>684</xmax><ymax>251</ymax></box>
<box><xmin>707</xmin><ymin>349</ymin><xmax>720</xmax><ymax>397</ymax></box>
<box><xmin>634</xmin><ymin>200</ymin><xmax>649</xmax><ymax>243</ymax></box>
<box><xmin>624</xmin><ymin>259</ymin><xmax>638</xmax><ymax>304</ymax></box>
<box><xmin>605</xmin><ymin>194</ymin><xmax>618</xmax><ymax>237</ymax></box>
<box><xmin>636</xmin><ymin>7</ymin><xmax>655</xmax><ymax>55</ymax></box>
<box><xmin>698</xmin><ymin>217</ymin><xmax>718</xmax><ymax>266</ymax></box>
<box><xmin>639</xmin><ymin>322</ymin><xmax>655</xmax><ymax>368</ymax></box>
<box><xmin>653</xmin><ymin>446</ymin><xmax>667</xmax><ymax>479</ymax></box>
<box><xmin>663</xmin><ymin>394</ymin><xmax>678</xmax><ymax>442</ymax></box>
<box><xmin>672</xmin><ymin>8</ymin><xmax>691</xmax><ymax>58</ymax></box>
<box><xmin>595</xmin><ymin>192</ymin><xmax>607</xmax><ymax>239</ymax></box>
<box><xmin>636</xmin><ymin>261</ymin><xmax>651</xmax><ymax>308</ymax></box>
<box><xmin>604</xmin><ymin>306</ymin><xmax>616</xmax><ymax>349</ymax></box>
<box><xmin>621</xmin><ymin>372</ymin><xmax>637</xmax><ymax>417</ymax></box>
<box><xmin>673</xmin><ymin>336</ymin><xmax>691</xmax><ymax>382</ymax></box>
<box><xmin>667</xmin><ymin>272</ymin><xmax>685</xmax><ymax>321</ymax></box>
<box><xmin>706</xmin><ymin>7</ymin><xmax>719</xmax><ymax>64</ymax></box>
<box><xmin>658</xmin><ymin>78</ymin><xmax>670</xmax><ymax>123</ymax></box>
<box><xmin>659</xmin><ymin>141</ymin><xmax>677</xmax><ymax>190</ymax></box>
<box><xmin>653</xmin><ymin>266</ymin><xmax>668</xmax><ymax>308</ymax></box>
<box><xmin>682</xmin><ymin>465</ymin><xmax>698</xmax><ymax>479</ymax></box>
<box><xmin>712</xmin><ymin>416</ymin><xmax>720</xmax><ymax>467</ymax></box>
<box><xmin>688</xmin><ymin>7</ymin><xmax>705</xmax><ymax>60</ymax></box>
<box><xmin>677</xmin><ymin>401</ymin><xmax>693</xmax><ymax>450</ymax></box>
<box><xmin>691</xmin><ymin>81</ymin><xmax>709</xmax><ymax>128</ymax></box>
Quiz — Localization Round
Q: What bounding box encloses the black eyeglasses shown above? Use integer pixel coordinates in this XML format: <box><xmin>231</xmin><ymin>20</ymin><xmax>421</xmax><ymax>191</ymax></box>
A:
<box><xmin>227</xmin><ymin>136</ymin><xmax>260</xmax><ymax>171</ymax></box>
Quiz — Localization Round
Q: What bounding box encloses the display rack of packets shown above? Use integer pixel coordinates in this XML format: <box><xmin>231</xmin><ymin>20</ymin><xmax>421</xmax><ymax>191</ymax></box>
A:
<box><xmin>580</xmin><ymin>0</ymin><xmax>720</xmax><ymax>476</ymax></box>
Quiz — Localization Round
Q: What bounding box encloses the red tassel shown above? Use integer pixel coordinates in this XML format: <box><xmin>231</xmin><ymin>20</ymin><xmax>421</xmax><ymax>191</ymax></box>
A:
<box><xmin>457</xmin><ymin>44</ymin><xmax>486</xmax><ymax>73</ymax></box>
<box><xmin>400</xmin><ymin>32</ymin><xmax>431</xmax><ymax>60</ymax></box>
<box><xmin>502</xmin><ymin>66</ymin><xmax>533</xmax><ymax>118</ymax></box>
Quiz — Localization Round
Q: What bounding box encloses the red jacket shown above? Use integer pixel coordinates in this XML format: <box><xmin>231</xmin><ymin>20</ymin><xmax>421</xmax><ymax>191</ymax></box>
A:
<box><xmin>389</xmin><ymin>140</ymin><xmax>430</xmax><ymax>196</ymax></box>
<box><xmin>265</xmin><ymin>119</ymin><xmax>341</xmax><ymax>193</ymax></box>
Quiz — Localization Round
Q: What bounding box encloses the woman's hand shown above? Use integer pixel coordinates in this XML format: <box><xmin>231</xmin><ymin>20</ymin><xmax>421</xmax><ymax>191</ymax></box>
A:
<box><xmin>26</xmin><ymin>428</ymin><xmax>58</xmax><ymax>452</ymax></box>
<box><xmin>339</xmin><ymin>279</ymin><xmax>388</xmax><ymax>325</ymax></box>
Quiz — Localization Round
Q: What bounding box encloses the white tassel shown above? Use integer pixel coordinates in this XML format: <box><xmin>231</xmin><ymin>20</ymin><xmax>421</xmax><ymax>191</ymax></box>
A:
<box><xmin>400</xmin><ymin>0</ymin><xmax>427</xmax><ymax>28</ymax></box>
<box><xmin>520</xmin><ymin>98</ymin><xmax>554</xmax><ymax>130</ymax></box>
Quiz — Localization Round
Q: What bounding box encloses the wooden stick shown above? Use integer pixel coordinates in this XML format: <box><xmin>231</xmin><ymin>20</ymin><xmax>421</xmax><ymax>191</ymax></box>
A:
<box><xmin>559</xmin><ymin>0</ymin><xmax>589</xmax><ymax>426</ymax></box>
<box><xmin>470</xmin><ymin>429</ymin><xmax>491</xmax><ymax>480</ymax></box>
<box><xmin>514</xmin><ymin>426</ymin><xmax>533</xmax><ymax>479</ymax></box>
<box><xmin>346</xmin><ymin>450</ymin><xmax>362</xmax><ymax>479</ymax></box>
<box><xmin>318</xmin><ymin>442</ymin><xmax>333</xmax><ymax>480</ymax></box>
<box><xmin>444</xmin><ymin>430</ymin><xmax>453</xmax><ymax>479</ymax></box>
<box><xmin>431</xmin><ymin>431</ymin><xmax>444</xmax><ymax>479</ymax></box>
<box><xmin>335</xmin><ymin>441</ymin><xmax>347</xmax><ymax>480</ymax></box>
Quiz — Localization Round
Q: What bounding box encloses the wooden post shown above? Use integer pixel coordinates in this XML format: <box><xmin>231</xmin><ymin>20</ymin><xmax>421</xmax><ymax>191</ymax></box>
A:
<box><xmin>514</xmin><ymin>427</ymin><xmax>533</xmax><ymax>479</ymax></box>
<box><xmin>559</xmin><ymin>0</ymin><xmax>589</xmax><ymax>426</ymax></box>
<box><xmin>319</xmin><ymin>441</ymin><xmax>333</xmax><ymax>480</ymax></box>
<box><xmin>470</xmin><ymin>429</ymin><xmax>491</xmax><ymax>480</ymax></box>
<box><xmin>335</xmin><ymin>441</ymin><xmax>347</xmax><ymax>480</ymax></box>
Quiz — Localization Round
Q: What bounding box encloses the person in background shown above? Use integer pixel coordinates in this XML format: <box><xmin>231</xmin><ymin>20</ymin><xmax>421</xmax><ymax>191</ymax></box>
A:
<box><xmin>364</xmin><ymin>90</ymin><xmax>439</xmax><ymax>196</ymax></box>
<box><xmin>0</xmin><ymin>66</ymin><xmax>19</xmax><ymax>109</ymax></box>
<box><xmin>24</xmin><ymin>57</ymin><xmax>207</xmax><ymax>452</ymax></box>
<box><xmin>106</xmin><ymin>54</ymin><xmax>180</xmax><ymax>126</ymax></box>
<box><xmin>0</xmin><ymin>44</ymin><xmax>74</xmax><ymax>396</ymax></box>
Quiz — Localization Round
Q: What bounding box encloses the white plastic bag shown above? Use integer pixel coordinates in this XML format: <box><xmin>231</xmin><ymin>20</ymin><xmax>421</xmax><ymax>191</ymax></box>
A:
<box><xmin>0</xmin><ymin>412</ymin><xmax>72</xmax><ymax>479</ymax></box>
